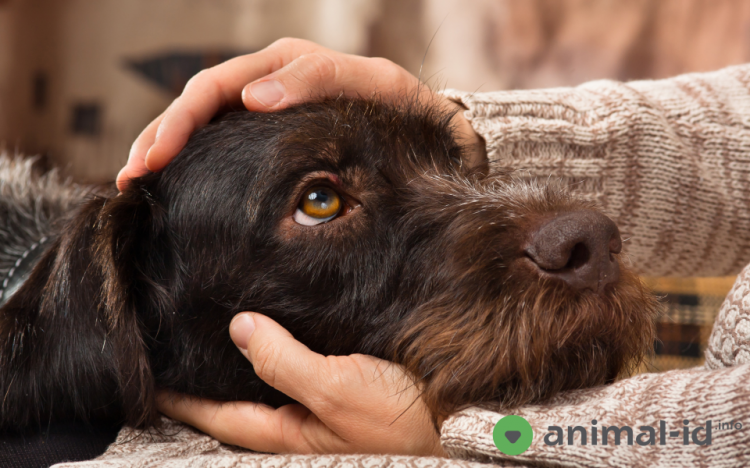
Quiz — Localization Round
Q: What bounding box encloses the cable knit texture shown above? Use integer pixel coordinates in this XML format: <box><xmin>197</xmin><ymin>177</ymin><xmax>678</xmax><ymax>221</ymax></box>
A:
<box><xmin>441</xmin><ymin>367</ymin><xmax>750</xmax><ymax>467</ymax></box>
<box><xmin>446</xmin><ymin>63</ymin><xmax>750</xmax><ymax>277</ymax></box>
<box><xmin>706</xmin><ymin>263</ymin><xmax>750</xmax><ymax>370</ymax></box>
<box><xmin>56</xmin><ymin>418</ymin><xmax>494</xmax><ymax>468</ymax></box>
<box><xmin>58</xmin><ymin>65</ymin><xmax>750</xmax><ymax>467</ymax></box>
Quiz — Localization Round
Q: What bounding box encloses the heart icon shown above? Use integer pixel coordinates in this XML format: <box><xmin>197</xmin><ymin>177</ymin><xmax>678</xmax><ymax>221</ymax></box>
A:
<box><xmin>505</xmin><ymin>430</ymin><xmax>521</xmax><ymax>444</ymax></box>
<box><xmin>493</xmin><ymin>415</ymin><xmax>533</xmax><ymax>455</ymax></box>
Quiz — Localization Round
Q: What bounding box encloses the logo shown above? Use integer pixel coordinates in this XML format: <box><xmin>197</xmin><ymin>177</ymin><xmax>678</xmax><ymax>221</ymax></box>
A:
<box><xmin>493</xmin><ymin>415</ymin><xmax>533</xmax><ymax>455</ymax></box>
<box><xmin>490</xmin><ymin>416</ymin><xmax>740</xmax><ymax>454</ymax></box>
<box><xmin>542</xmin><ymin>419</ymin><xmax>742</xmax><ymax>446</ymax></box>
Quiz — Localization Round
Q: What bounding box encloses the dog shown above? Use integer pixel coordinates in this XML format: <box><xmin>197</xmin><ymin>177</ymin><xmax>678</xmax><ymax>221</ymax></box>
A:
<box><xmin>0</xmin><ymin>97</ymin><xmax>658</xmax><ymax>434</ymax></box>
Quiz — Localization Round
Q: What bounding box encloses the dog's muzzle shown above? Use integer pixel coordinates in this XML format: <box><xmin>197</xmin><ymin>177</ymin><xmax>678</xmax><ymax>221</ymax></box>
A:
<box><xmin>524</xmin><ymin>210</ymin><xmax>621</xmax><ymax>293</ymax></box>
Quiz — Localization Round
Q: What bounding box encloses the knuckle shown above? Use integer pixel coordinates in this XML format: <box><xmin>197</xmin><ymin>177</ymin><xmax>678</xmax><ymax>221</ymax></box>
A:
<box><xmin>206</xmin><ymin>409</ymin><xmax>232</xmax><ymax>440</ymax></box>
<box><xmin>263</xmin><ymin>38</ymin><xmax>321</xmax><ymax>75</ymax></box>
<box><xmin>253</xmin><ymin>340</ymin><xmax>282</xmax><ymax>387</ymax></box>
<box><xmin>370</xmin><ymin>57</ymin><xmax>407</xmax><ymax>83</ymax></box>
<box><xmin>269</xmin><ymin>37</ymin><xmax>316</xmax><ymax>54</ymax></box>
<box><xmin>183</xmin><ymin>69</ymin><xmax>210</xmax><ymax>91</ymax></box>
<box><xmin>307</xmin><ymin>356</ymin><xmax>349</xmax><ymax>411</ymax></box>
<box><xmin>295</xmin><ymin>53</ymin><xmax>338</xmax><ymax>84</ymax></box>
<box><xmin>269</xmin><ymin>37</ymin><xmax>299</xmax><ymax>49</ymax></box>
<box><xmin>162</xmin><ymin>98</ymin><xmax>181</xmax><ymax>118</ymax></box>
<box><xmin>276</xmin><ymin>406</ymin><xmax>307</xmax><ymax>453</ymax></box>
<box><xmin>368</xmin><ymin>56</ymin><xmax>396</xmax><ymax>69</ymax></box>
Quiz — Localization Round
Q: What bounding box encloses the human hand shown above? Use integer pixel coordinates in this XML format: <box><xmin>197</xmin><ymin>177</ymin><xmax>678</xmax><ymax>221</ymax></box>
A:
<box><xmin>118</xmin><ymin>38</ymin><xmax>485</xmax><ymax>191</ymax></box>
<box><xmin>157</xmin><ymin>312</ymin><xmax>445</xmax><ymax>456</ymax></box>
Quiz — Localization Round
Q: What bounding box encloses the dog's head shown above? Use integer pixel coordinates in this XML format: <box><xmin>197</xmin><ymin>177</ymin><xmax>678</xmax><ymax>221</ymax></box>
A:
<box><xmin>2</xmin><ymin>98</ymin><xmax>657</xmax><ymax>430</ymax></box>
<box><xmin>106</xmin><ymin>98</ymin><xmax>656</xmax><ymax>420</ymax></box>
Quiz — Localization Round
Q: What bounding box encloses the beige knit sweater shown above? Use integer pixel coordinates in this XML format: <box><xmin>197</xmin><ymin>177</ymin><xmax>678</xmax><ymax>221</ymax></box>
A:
<box><xmin>59</xmin><ymin>64</ymin><xmax>750</xmax><ymax>468</ymax></box>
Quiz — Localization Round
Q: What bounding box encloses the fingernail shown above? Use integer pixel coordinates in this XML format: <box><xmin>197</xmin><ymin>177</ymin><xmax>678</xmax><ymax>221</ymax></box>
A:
<box><xmin>249</xmin><ymin>80</ymin><xmax>285</xmax><ymax>107</ymax></box>
<box><xmin>144</xmin><ymin>146</ymin><xmax>157</xmax><ymax>171</ymax></box>
<box><xmin>230</xmin><ymin>313</ymin><xmax>256</xmax><ymax>350</ymax></box>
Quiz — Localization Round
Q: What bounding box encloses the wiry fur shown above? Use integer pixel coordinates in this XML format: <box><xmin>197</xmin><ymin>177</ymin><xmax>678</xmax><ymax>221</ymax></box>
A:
<box><xmin>0</xmin><ymin>98</ymin><xmax>658</xmax><ymax>433</ymax></box>
<box><xmin>390</xmin><ymin>175</ymin><xmax>657</xmax><ymax>417</ymax></box>
<box><xmin>0</xmin><ymin>156</ymin><xmax>92</xmax><ymax>285</ymax></box>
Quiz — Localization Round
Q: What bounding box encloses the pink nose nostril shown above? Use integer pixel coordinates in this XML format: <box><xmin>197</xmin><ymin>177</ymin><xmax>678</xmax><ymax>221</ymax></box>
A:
<box><xmin>524</xmin><ymin>211</ymin><xmax>621</xmax><ymax>293</ymax></box>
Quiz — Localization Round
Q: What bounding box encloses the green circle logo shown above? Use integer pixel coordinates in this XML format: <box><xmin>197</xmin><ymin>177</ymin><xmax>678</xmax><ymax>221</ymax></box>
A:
<box><xmin>493</xmin><ymin>415</ymin><xmax>533</xmax><ymax>455</ymax></box>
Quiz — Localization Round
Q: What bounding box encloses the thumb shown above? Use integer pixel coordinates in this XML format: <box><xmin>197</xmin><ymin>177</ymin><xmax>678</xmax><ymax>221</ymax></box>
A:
<box><xmin>229</xmin><ymin>312</ymin><xmax>332</xmax><ymax>410</ymax></box>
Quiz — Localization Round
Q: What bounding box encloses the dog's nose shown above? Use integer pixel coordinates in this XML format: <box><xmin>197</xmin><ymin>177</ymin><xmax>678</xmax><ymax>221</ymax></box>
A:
<box><xmin>524</xmin><ymin>210</ymin><xmax>621</xmax><ymax>293</ymax></box>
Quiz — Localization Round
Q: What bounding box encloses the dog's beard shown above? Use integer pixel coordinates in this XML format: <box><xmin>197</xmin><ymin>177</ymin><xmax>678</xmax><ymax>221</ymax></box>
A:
<box><xmin>392</xmin><ymin>266</ymin><xmax>658</xmax><ymax>420</ymax></box>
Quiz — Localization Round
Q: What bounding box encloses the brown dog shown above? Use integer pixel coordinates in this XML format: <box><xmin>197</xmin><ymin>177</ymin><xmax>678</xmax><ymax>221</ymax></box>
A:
<box><xmin>0</xmin><ymin>98</ymin><xmax>658</xmax><ymax>434</ymax></box>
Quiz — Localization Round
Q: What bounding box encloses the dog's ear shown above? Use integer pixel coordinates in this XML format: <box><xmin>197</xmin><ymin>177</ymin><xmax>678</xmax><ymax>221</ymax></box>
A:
<box><xmin>91</xmin><ymin>184</ymin><xmax>171</xmax><ymax>428</ymax></box>
<box><xmin>0</xmin><ymin>183</ymin><xmax>168</xmax><ymax>431</ymax></box>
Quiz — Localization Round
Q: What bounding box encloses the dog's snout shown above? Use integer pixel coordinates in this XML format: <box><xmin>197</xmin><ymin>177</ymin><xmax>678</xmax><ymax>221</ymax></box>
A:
<box><xmin>524</xmin><ymin>210</ymin><xmax>621</xmax><ymax>293</ymax></box>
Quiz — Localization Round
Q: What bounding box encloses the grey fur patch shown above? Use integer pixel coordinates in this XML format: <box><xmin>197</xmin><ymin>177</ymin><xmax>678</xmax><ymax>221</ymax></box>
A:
<box><xmin>0</xmin><ymin>153</ymin><xmax>92</xmax><ymax>298</ymax></box>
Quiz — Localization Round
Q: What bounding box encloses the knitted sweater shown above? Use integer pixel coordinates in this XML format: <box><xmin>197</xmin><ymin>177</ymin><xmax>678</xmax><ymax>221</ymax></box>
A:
<box><xmin>59</xmin><ymin>64</ymin><xmax>750</xmax><ymax>468</ymax></box>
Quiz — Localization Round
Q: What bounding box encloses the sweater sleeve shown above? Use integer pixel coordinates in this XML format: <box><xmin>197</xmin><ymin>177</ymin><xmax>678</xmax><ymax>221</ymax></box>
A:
<box><xmin>439</xmin><ymin>363</ymin><xmax>750</xmax><ymax>467</ymax></box>
<box><xmin>439</xmin><ymin>249</ymin><xmax>750</xmax><ymax>467</ymax></box>
<box><xmin>444</xmin><ymin>64</ymin><xmax>750</xmax><ymax>277</ymax></box>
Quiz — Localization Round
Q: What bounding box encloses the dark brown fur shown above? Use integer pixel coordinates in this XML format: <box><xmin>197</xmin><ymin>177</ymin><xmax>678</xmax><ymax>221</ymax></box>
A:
<box><xmin>0</xmin><ymin>97</ymin><xmax>658</xmax><ymax>433</ymax></box>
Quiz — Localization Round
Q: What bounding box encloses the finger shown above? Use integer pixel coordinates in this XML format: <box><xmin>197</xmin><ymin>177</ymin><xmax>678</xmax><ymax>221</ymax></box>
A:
<box><xmin>144</xmin><ymin>38</ymin><xmax>323</xmax><ymax>172</ymax></box>
<box><xmin>242</xmin><ymin>53</ymin><xmax>422</xmax><ymax>113</ymax></box>
<box><xmin>117</xmin><ymin>112</ymin><xmax>165</xmax><ymax>191</ymax></box>
<box><xmin>229</xmin><ymin>313</ymin><xmax>337</xmax><ymax>412</ymax></box>
<box><xmin>157</xmin><ymin>391</ymin><xmax>348</xmax><ymax>454</ymax></box>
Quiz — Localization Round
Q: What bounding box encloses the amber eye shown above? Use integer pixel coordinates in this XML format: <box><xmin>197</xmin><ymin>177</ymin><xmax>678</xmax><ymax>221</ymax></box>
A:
<box><xmin>293</xmin><ymin>186</ymin><xmax>342</xmax><ymax>226</ymax></box>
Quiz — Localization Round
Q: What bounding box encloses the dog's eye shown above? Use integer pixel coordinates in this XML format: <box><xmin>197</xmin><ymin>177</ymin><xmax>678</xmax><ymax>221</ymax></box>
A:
<box><xmin>293</xmin><ymin>186</ymin><xmax>342</xmax><ymax>226</ymax></box>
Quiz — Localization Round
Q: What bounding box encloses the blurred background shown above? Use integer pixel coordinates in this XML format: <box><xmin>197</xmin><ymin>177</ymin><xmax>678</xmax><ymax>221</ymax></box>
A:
<box><xmin>1</xmin><ymin>0</ymin><xmax>749</xmax><ymax>371</ymax></box>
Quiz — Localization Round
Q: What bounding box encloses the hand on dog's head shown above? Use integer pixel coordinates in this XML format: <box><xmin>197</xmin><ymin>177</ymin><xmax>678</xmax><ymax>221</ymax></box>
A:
<box><xmin>0</xmin><ymin>97</ymin><xmax>657</xmax><ymax>432</ymax></box>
